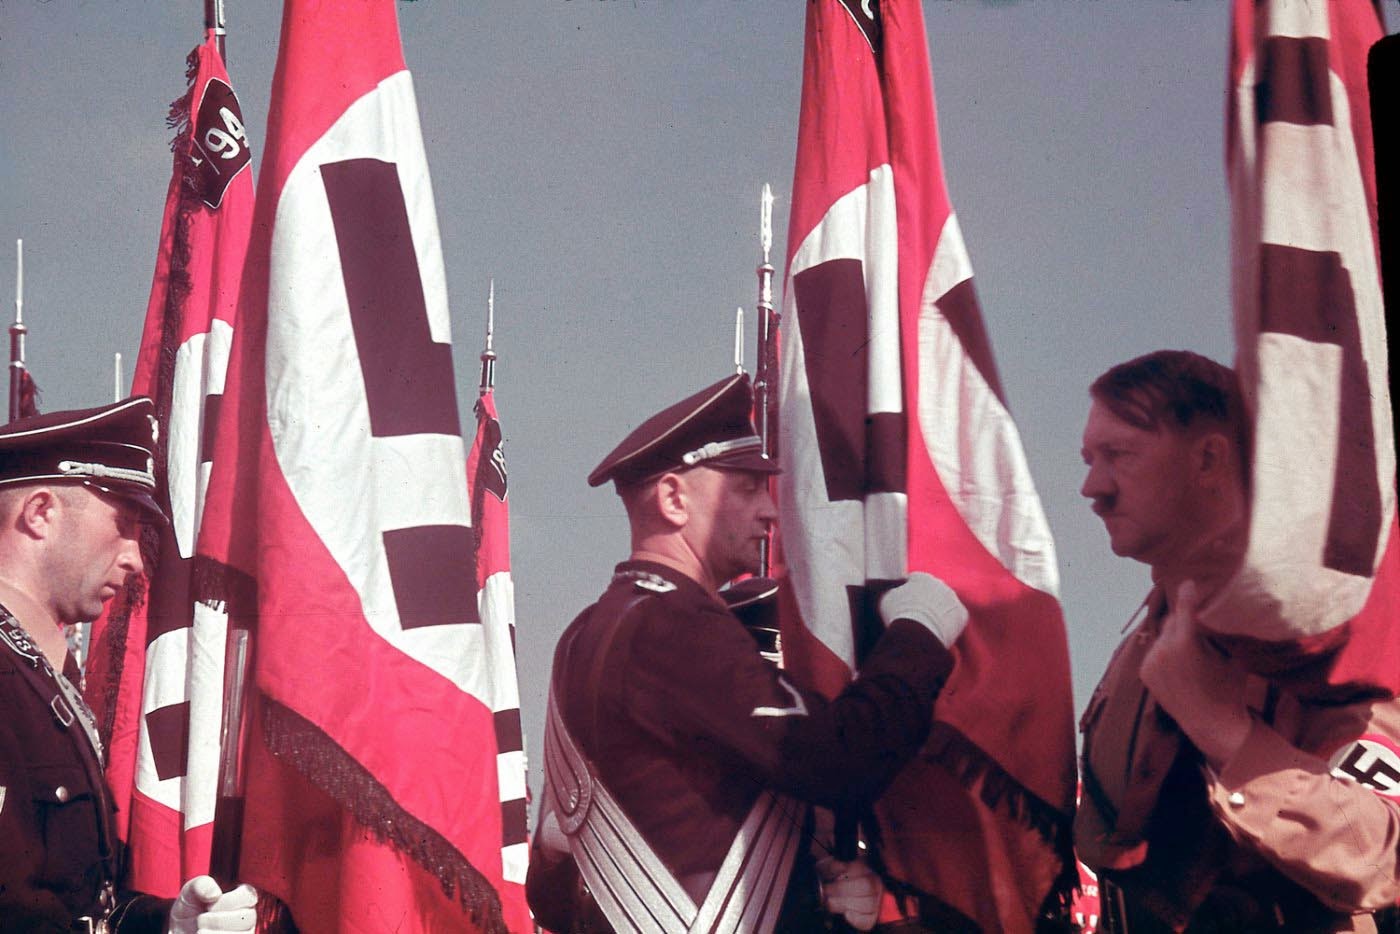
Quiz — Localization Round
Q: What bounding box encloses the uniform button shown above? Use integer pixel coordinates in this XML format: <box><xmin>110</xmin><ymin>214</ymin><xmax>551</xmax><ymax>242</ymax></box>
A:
<box><xmin>54</xmin><ymin>785</ymin><xmax>70</xmax><ymax>803</ymax></box>
<box><xmin>1227</xmin><ymin>791</ymin><xmax>1245</xmax><ymax>808</ymax></box>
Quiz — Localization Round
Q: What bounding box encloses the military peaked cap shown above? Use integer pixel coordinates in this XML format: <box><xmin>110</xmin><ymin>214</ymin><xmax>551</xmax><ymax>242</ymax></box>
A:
<box><xmin>588</xmin><ymin>374</ymin><xmax>779</xmax><ymax>488</ymax></box>
<box><xmin>0</xmin><ymin>397</ymin><xmax>166</xmax><ymax>521</ymax></box>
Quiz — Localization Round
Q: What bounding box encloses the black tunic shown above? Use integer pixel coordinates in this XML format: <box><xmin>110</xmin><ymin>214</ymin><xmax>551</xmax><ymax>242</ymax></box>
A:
<box><xmin>0</xmin><ymin>606</ymin><xmax>168</xmax><ymax>933</ymax></box>
<box><xmin>527</xmin><ymin>560</ymin><xmax>954</xmax><ymax>932</ymax></box>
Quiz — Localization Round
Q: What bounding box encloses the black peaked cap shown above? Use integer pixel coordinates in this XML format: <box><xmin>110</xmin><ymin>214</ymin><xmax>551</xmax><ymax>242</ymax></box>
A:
<box><xmin>588</xmin><ymin>373</ymin><xmax>779</xmax><ymax>488</ymax></box>
<box><xmin>0</xmin><ymin>397</ymin><xmax>166</xmax><ymax>521</ymax></box>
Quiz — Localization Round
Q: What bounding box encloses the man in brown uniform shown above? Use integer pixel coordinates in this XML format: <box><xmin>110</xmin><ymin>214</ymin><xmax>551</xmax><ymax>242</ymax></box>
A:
<box><xmin>527</xmin><ymin>374</ymin><xmax>970</xmax><ymax>933</ymax></box>
<box><xmin>1075</xmin><ymin>350</ymin><xmax>1400</xmax><ymax>933</ymax></box>
<box><xmin>0</xmin><ymin>399</ymin><xmax>257</xmax><ymax>933</ymax></box>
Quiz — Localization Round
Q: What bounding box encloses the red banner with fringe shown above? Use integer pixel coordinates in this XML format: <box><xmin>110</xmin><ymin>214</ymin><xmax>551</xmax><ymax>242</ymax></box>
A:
<box><xmin>467</xmin><ymin>389</ymin><xmax>532</xmax><ymax>934</ymax></box>
<box><xmin>1200</xmin><ymin>0</ymin><xmax>1396</xmax><ymax>699</ymax></box>
<box><xmin>86</xmin><ymin>30</ymin><xmax>253</xmax><ymax>897</ymax></box>
<box><xmin>776</xmin><ymin>1</ymin><xmax>1077</xmax><ymax>929</ymax></box>
<box><xmin>194</xmin><ymin>3</ymin><xmax>516</xmax><ymax>930</ymax></box>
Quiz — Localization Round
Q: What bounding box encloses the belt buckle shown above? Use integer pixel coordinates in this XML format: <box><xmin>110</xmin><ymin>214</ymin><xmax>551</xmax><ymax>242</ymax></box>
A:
<box><xmin>73</xmin><ymin>917</ymin><xmax>96</xmax><ymax>934</ymax></box>
<box><xmin>51</xmin><ymin>694</ymin><xmax>74</xmax><ymax>727</ymax></box>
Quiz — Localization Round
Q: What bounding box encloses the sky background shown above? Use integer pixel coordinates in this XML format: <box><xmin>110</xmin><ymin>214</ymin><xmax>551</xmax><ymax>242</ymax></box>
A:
<box><xmin>6</xmin><ymin>0</ymin><xmax>1389</xmax><ymax>819</ymax></box>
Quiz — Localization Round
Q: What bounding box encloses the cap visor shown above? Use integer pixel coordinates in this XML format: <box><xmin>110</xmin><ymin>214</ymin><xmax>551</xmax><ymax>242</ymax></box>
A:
<box><xmin>85</xmin><ymin>482</ymin><xmax>170</xmax><ymax>526</ymax></box>
<box><xmin>710</xmin><ymin>451</ymin><xmax>781</xmax><ymax>475</ymax></box>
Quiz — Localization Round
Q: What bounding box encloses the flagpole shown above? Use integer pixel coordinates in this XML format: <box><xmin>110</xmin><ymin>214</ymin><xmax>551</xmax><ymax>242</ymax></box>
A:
<box><xmin>733</xmin><ymin>307</ymin><xmax>745</xmax><ymax>375</ymax></box>
<box><xmin>205</xmin><ymin>0</ymin><xmax>226</xmax><ymax>61</ymax></box>
<box><xmin>114</xmin><ymin>352</ymin><xmax>123</xmax><ymax>402</ymax></box>
<box><xmin>10</xmin><ymin>239</ymin><xmax>28</xmax><ymax>423</ymax></box>
<box><xmin>480</xmin><ymin>279</ymin><xmax>496</xmax><ymax>395</ymax></box>
<box><xmin>1372</xmin><ymin>35</ymin><xmax>1399</xmax><ymax>449</ymax></box>
<box><xmin>754</xmin><ymin>184</ymin><xmax>778</xmax><ymax>575</ymax></box>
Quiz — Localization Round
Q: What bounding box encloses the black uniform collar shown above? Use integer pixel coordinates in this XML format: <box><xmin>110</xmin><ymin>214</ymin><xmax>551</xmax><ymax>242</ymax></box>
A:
<box><xmin>611</xmin><ymin>559</ymin><xmax>724</xmax><ymax>606</ymax></box>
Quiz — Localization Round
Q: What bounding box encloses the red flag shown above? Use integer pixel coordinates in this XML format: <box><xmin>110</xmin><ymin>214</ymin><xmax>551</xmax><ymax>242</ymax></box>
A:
<box><xmin>85</xmin><ymin>31</ymin><xmax>253</xmax><ymax>896</ymax></box>
<box><xmin>195</xmin><ymin>3</ymin><xmax>513</xmax><ymax>930</ymax></box>
<box><xmin>466</xmin><ymin>389</ymin><xmax>532</xmax><ymax>933</ymax></box>
<box><xmin>777</xmin><ymin>1</ymin><xmax>1076</xmax><ymax>929</ymax></box>
<box><xmin>1199</xmin><ymin>0</ymin><xmax>1396</xmax><ymax>697</ymax></box>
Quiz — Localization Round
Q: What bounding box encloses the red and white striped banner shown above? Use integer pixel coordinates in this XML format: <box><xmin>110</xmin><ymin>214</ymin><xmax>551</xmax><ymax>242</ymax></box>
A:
<box><xmin>195</xmin><ymin>2</ymin><xmax>517</xmax><ymax>929</ymax></box>
<box><xmin>467</xmin><ymin>389</ymin><xmax>532</xmax><ymax>933</ymax></box>
<box><xmin>777</xmin><ymin>1</ymin><xmax>1076</xmax><ymax>930</ymax></box>
<box><xmin>1201</xmin><ymin>0</ymin><xmax>1398</xmax><ymax>697</ymax></box>
<box><xmin>86</xmin><ymin>30</ymin><xmax>252</xmax><ymax>896</ymax></box>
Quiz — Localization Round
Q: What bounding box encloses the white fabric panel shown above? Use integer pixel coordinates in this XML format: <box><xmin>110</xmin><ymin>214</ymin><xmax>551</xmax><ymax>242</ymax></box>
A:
<box><xmin>1267</xmin><ymin>0</ymin><xmax>1329</xmax><ymax>39</ymax></box>
<box><xmin>916</xmin><ymin>214</ymin><xmax>1061</xmax><ymax>597</ymax></box>
<box><xmin>501</xmin><ymin>841</ymin><xmax>529</xmax><ymax>886</ymax></box>
<box><xmin>181</xmin><ymin>600</ymin><xmax>228</xmax><ymax>827</ymax></box>
<box><xmin>369</xmin><ymin>434</ymin><xmax>471</xmax><ymax>532</ymax></box>
<box><xmin>167</xmin><ymin>320</ymin><xmax>233</xmax><ymax>558</ymax></box>
<box><xmin>479</xmin><ymin>571</ymin><xmax>521</xmax><ymax>712</ymax></box>
<box><xmin>780</xmin><ymin>167</ymin><xmax>906</xmax><ymax>668</ymax></box>
<box><xmin>496</xmin><ymin>749</ymin><xmax>527</xmax><ymax>802</ymax></box>
<box><xmin>135</xmin><ymin>627</ymin><xmax>188</xmax><ymax>810</ymax></box>
<box><xmin>267</xmin><ymin>70</ymin><xmax>480</xmax><ymax>692</ymax></box>
<box><xmin>1210</xmin><ymin>41</ymin><xmax>1392</xmax><ymax>639</ymax></box>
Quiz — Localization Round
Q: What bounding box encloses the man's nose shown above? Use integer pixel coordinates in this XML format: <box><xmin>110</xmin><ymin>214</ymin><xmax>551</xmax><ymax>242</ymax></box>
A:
<box><xmin>1080</xmin><ymin>460</ymin><xmax>1112</xmax><ymax>500</ymax></box>
<box><xmin>757</xmin><ymin>487</ymin><xmax>778</xmax><ymax>522</ymax></box>
<box><xmin>119</xmin><ymin>537</ymin><xmax>145</xmax><ymax>576</ymax></box>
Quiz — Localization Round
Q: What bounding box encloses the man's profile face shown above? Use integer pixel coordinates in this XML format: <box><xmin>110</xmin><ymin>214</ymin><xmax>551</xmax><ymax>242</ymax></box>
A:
<box><xmin>48</xmin><ymin>486</ymin><xmax>146</xmax><ymax>625</ymax></box>
<box><xmin>1080</xmin><ymin>398</ymin><xmax>1198</xmax><ymax>568</ymax></box>
<box><xmin>684</xmin><ymin>467</ymin><xmax>776</xmax><ymax>586</ymax></box>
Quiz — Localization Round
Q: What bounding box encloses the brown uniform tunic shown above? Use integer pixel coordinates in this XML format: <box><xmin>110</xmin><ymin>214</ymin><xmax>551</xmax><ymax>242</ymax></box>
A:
<box><xmin>1077</xmin><ymin>588</ymin><xmax>1400</xmax><ymax>933</ymax></box>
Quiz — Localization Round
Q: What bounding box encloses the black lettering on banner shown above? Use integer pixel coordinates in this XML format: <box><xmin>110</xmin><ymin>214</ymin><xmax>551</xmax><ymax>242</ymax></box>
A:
<box><xmin>323</xmin><ymin>158</ymin><xmax>477</xmax><ymax>630</ymax></box>
<box><xmin>1335</xmin><ymin>742</ymin><xmax>1400</xmax><ymax>793</ymax></box>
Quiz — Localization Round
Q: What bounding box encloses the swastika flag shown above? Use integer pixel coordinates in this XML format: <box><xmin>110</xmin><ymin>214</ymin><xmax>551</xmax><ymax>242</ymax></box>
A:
<box><xmin>467</xmin><ymin>388</ymin><xmax>532</xmax><ymax>933</ymax></box>
<box><xmin>85</xmin><ymin>30</ymin><xmax>253</xmax><ymax>897</ymax></box>
<box><xmin>195</xmin><ymin>3</ymin><xmax>517</xmax><ymax>930</ymax></box>
<box><xmin>1200</xmin><ymin>0</ymin><xmax>1399</xmax><ymax>698</ymax></box>
<box><xmin>777</xmin><ymin>1</ymin><xmax>1076</xmax><ymax>930</ymax></box>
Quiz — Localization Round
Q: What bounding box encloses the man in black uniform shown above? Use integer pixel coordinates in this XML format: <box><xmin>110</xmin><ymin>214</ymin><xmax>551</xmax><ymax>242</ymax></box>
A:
<box><xmin>0</xmin><ymin>399</ymin><xmax>257</xmax><ymax>933</ymax></box>
<box><xmin>526</xmin><ymin>374</ymin><xmax>969</xmax><ymax>933</ymax></box>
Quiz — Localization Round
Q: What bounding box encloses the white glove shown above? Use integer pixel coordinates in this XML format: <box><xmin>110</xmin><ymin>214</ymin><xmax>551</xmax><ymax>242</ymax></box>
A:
<box><xmin>815</xmin><ymin>853</ymin><xmax>882</xmax><ymax>931</ymax></box>
<box><xmin>166</xmin><ymin>876</ymin><xmax>258</xmax><ymax>934</ymax></box>
<box><xmin>878</xmin><ymin>571</ymin><xmax>968</xmax><ymax>647</ymax></box>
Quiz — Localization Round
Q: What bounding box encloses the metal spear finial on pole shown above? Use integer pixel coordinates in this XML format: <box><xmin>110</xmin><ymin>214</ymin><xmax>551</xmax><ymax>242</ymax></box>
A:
<box><xmin>114</xmin><ymin>352</ymin><xmax>124</xmax><ymax>403</ymax></box>
<box><xmin>479</xmin><ymin>279</ymin><xmax>497</xmax><ymax>395</ymax></box>
<box><xmin>10</xmin><ymin>240</ymin><xmax>29</xmax><ymax>423</ymax></box>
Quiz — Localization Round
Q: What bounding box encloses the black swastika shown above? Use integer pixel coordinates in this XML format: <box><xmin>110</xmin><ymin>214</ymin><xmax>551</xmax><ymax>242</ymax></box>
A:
<box><xmin>794</xmin><ymin>257</ymin><xmax>907</xmax><ymax>665</ymax></box>
<box><xmin>1336</xmin><ymin>743</ymin><xmax>1400</xmax><ymax>793</ymax></box>
<box><xmin>323</xmin><ymin>158</ymin><xmax>477</xmax><ymax>630</ymax></box>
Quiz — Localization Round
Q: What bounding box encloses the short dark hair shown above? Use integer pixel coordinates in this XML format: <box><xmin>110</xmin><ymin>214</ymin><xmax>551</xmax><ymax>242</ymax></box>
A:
<box><xmin>1090</xmin><ymin>350</ymin><xmax>1246</xmax><ymax>451</ymax></box>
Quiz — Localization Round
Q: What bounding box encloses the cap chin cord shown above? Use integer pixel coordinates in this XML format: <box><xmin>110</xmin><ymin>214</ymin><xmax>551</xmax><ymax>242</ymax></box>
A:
<box><xmin>57</xmin><ymin>459</ymin><xmax>156</xmax><ymax>489</ymax></box>
<box><xmin>680</xmin><ymin>435</ymin><xmax>763</xmax><ymax>467</ymax></box>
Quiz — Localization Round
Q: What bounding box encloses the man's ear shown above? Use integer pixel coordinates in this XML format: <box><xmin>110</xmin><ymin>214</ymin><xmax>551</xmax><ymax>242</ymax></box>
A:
<box><xmin>654</xmin><ymin>472</ymin><xmax>689</xmax><ymax>529</ymax></box>
<box><xmin>1196</xmin><ymin>432</ymin><xmax>1235</xmax><ymax>489</ymax></box>
<box><xmin>14</xmin><ymin>488</ymin><xmax>59</xmax><ymax>540</ymax></box>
